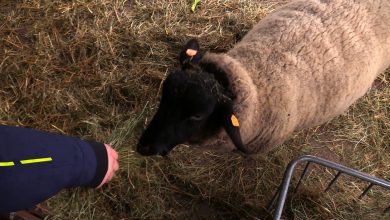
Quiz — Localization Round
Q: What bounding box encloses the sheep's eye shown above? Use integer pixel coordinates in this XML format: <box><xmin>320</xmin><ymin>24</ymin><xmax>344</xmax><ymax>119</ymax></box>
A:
<box><xmin>189</xmin><ymin>114</ymin><xmax>203</xmax><ymax>121</ymax></box>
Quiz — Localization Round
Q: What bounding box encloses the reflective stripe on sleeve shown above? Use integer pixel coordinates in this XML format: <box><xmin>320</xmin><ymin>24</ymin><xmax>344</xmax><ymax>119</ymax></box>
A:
<box><xmin>0</xmin><ymin>161</ymin><xmax>15</xmax><ymax>166</ymax></box>
<box><xmin>20</xmin><ymin>157</ymin><xmax>53</xmax><ymax>164</ymax></box>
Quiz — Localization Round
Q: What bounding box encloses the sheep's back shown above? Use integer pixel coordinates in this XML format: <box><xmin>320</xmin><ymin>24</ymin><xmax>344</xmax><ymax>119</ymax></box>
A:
<box><xmin>227</xmin><ymin>0</ymin><xmax>390</xmax><ymax>152</ymax></box>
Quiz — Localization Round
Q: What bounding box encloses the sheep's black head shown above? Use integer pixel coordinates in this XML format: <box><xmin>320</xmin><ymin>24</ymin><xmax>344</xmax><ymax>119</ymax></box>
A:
<box><xmin>137</xmin><ymin>39</ymin><xmax>247</xmax><ymax>156</ymax></box>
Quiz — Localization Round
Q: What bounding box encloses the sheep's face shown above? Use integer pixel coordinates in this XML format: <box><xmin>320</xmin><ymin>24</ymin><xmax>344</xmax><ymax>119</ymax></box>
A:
<box><xmin>137</xmin><ymin>69</ymin><xmax>222</xmax><ymax>156</ymax></box>
<box><xmin>137</xmin><ymin>39</ymin><xmax>247</xmax><ymax>156</ymax></box>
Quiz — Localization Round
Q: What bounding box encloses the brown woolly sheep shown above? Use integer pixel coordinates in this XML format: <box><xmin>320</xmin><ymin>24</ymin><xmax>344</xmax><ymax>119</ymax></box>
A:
<box><xmin>137</xmin><ymin>0</ymin><xmax>390</xmax><ymax>156</ymax></box>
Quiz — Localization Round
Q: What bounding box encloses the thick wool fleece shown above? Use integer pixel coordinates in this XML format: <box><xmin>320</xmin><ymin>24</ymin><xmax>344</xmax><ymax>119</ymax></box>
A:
<box><xmin>199</xmin><ymin>0</ymin><xmax>390</xmax><ymax>153</ymax></box>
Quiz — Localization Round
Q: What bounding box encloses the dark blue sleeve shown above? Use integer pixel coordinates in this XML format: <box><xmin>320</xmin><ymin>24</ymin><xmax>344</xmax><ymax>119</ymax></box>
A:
<box><xmin>0</xmin><ymin>125</ymin><xmax>108</xmax><ymax>214</ymax></box>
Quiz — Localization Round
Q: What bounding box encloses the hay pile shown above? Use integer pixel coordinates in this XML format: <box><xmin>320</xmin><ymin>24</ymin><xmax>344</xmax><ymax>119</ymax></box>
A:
<box><xmin>0</xmin><ymin>0</ymin><xmax>388</xmax><ymax>219</ymax></box>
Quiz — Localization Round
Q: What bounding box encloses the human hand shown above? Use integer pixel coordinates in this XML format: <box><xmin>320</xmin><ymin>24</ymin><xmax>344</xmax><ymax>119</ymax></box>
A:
<box><xmin>96</xmin><ymin>144</ymin><xmax>119</xmax><ymax>188</ymax></box>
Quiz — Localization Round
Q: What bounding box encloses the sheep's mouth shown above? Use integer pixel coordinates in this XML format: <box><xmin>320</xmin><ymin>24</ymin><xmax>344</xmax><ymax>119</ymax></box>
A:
<box><xmin>137</xmin><ymin>141</ymin><xmax>187</xmax><ymax>156</ymax></box>
<box><xmin>188</xmin><ymin>133</ymin><xmax>211</xmax><ymax>144</ymax></box>
<box><xmin>187</xmin><ymin>139</ymin><xmax>202</xmax><ymax>144</ymax></box>
<box><xmin>158</xmin><ymin>149</ymin><xmax>169</xmax><ymax>156</ymax></box>
<box><xmin>157</xmin><ymin>144</ymin><xmax>178</xmax><ymax>156</ymax></box>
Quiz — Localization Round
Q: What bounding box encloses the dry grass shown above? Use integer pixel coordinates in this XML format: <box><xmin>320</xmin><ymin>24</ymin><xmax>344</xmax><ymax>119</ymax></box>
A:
<box><xmin>0</xmin><ymin>0</ymin><xmax>389</xmax><ymax>219</ymax></box>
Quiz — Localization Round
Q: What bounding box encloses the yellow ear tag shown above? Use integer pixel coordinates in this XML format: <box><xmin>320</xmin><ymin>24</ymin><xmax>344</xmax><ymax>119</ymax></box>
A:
<box><xmin>186</xmin><ymin>48</ymin><xmax>197</xmax><ymax>57</ymax></box>
<box><xmin>231</xmin><ymin>114</ymin><xmax>240</xmax><ymax>127</ymax></box>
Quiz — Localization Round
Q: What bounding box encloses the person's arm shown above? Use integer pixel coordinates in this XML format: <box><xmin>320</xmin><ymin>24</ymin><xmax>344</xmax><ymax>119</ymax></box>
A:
<box><xmin>0</xmin><ymin>125</ymin><xmax>117</xmax><ymax>214</ymax></box>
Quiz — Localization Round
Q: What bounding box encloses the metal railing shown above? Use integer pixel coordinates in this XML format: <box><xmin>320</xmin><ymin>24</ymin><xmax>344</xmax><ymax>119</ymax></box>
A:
<box><xmin>267</xmin><ymin>155</ymin><xmax>390</xmax><ymax>220</ymax></box>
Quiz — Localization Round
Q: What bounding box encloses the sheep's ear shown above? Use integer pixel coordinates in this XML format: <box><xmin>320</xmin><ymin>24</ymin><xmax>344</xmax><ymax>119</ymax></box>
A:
<box><xmin>220</xmin><ymin>102</ymin><xmax>249</xmax><ymax>154</ymax></box>
<box><xmin>179</xmin><ymin>39</ymin><xmax>203</xmax><ymax>68</ymax></box>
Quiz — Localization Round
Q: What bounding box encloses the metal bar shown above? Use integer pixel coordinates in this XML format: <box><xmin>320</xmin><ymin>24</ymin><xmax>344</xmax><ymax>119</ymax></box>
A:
<box><xmin>325</xmin><ymin>171</ymin><xmax>342</xmax><ymax>192</ymax></box>
<box><xmin>359</xmin><ymin>183</ymin><xmax>375</xmax><ymax>199</ymax></box>
<box><xmin>294</xmin><ymin>162</ymin><xmax>311</xmax><ymax>193</ymax></box>
<box><xmin>267</xmin><ymin>185</ymin><xmax>281</xmax><ymax>211</ymax></box>
<box><xmin>272</xmin><ymin>155</ymin><xmax>390</xmax><ymax>220</ymax></box>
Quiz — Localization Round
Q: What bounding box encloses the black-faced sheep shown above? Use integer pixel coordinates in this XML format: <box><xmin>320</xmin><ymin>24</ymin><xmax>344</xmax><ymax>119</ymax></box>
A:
<box><xmin>137</xmin><ymin>0</ymin><xmax>390</xmax><ymax>156</ymax></box>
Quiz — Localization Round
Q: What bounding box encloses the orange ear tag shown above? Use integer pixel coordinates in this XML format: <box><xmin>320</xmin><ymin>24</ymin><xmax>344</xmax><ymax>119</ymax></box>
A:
<box><xmin>186</xmin><ymin>49</ymin><xmax>197</xmax><ymax>57</ymax></box>
<box><xmin>231</xmin><ymin>114</ymin><xmax>240</xmax><ymax>127</ymax></box>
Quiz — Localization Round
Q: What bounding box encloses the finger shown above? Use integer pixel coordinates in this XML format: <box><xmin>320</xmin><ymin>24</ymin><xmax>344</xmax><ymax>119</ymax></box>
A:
<box><xmin>113</xmin><ymin>159</ymin><xmax>119</xmax><ymax>171</ymax></box>
<box><xmin>106</xmin><ymin>144</ymin><xmax>119</xmax><ymax>160</ymax></box>
<box><xmin>106</xmin><ymin>173</ymin><xmax>114</xmax><ymax>182</ymax></box>
<box><xmin>112</xmin><ymin>150</ymin><xmax>118</xmax><ymax>160</ymax></box>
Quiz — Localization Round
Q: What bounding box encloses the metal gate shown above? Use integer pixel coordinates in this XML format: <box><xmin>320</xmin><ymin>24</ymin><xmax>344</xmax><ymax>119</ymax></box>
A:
<box><xmin>267</xmin><ymin>155</ymin><xmax>390</xmax><ymax>220</ymax></box>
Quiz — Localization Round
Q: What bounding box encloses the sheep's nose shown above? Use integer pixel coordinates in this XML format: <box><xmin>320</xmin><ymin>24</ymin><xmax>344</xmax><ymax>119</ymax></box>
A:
<box><xmin>137</xmin><ymin>143</ymin><xmax>156</xmax><ymax>156</ymax></box>
<box><xmin>159</xmin><ymin>149</ymin><xmax>168</xmax><ymax>156</ymax></box>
